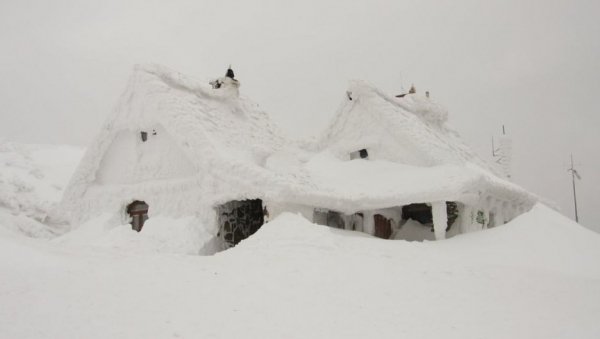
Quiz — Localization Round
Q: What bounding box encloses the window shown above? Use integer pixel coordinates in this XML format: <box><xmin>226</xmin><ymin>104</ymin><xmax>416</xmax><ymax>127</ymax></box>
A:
<box><xmin>350</xmin><ymin>149</ymin><xmax>369</xmax><ymax>160</ymax></box>
<box><xmin>127</xmin><ymin>200</ymin><xmax>149</xmax><ymax>232</ymax></box>
<box><xmin>140</xmin><ymin>131</ymin><xmax>148</xmax><ymax>142</ymax></box>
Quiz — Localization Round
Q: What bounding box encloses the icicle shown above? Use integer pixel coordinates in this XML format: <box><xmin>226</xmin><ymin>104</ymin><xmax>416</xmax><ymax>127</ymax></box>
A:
<box><xmin>431</xmin><ymin>201</ymin><xmax>447</xmax><ymax>240</ymax></box>
<box><xmin>363</xmin><ymin>211</ymin><xmax>375</xmax><ymax>236</ymax></box>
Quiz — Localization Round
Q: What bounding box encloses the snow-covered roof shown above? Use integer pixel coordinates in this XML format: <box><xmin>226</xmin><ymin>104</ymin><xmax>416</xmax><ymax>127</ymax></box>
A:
<box><xmin>112</xmin><ymin>64</ymin><xmax>284</xmax><ymax>167</ymax></box>
<box><xmin>319</xmin><ymin>80</ymin><xmax>500</xmax><ymax>173</ymax></box>
<box><xmin>265</xmin><ymin>80</ymin><xmax>537</xmax><ymax>212</ymax></box>
<box><xmin>62</xmin><ymin>65</ymin><xmax>537</xmax><ymax>221</ymax></box>
<box><xmin>62</xmin><ymin>64</ymin><xmax>286</xmax><ymax>211</ymax></box>
<box><xmin>267</xmin><ymin>152</ymin><xmax>536</xmax><ymax>214</ymax></box>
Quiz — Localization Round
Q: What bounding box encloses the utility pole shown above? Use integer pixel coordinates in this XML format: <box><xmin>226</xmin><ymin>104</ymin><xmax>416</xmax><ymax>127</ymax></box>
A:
<box><xmin>567</xmin><ymin>154</ymin><xmax>581</xmax><ymax>223</ymax></box>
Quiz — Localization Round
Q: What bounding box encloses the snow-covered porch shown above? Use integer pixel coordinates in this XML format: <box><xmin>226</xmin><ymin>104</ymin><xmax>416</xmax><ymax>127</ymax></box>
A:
<box><xmin>266</xmin><ymin>199</ymin><xmax>466</xmax><ymax>241</ymax></box>
<box><xmin>264</xmin><ymin>156</ymin><xmax>536</xmax><ymax>241</ymax></box>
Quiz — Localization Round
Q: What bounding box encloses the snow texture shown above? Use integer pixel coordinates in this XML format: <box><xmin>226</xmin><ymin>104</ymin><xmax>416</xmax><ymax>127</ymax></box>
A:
<box><xmin>1</xmin><ymin>203</ymin><xmax>599</xmax><ymax>339</ymax></box>
<box><xmin>0</xmin><ymin>141</ymin><xmax>83</xmax><ymax>238</ymax></box>
<box><xmin>59</xmin><ymin>64</ymin><xmax>537</xmax><ymax>250</ymax></box>
<box><xmin>60</xmin><ymin>64</ymin><xmax>286</xmax><ymax>247</ymax></box>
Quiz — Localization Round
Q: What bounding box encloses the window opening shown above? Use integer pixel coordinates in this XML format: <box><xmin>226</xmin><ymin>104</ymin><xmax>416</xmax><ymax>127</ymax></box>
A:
<box><xmin>127</xmin><ymin>200</ymin><xmax>149</xmax><ymax>232</ymax></box>
<box><xmin>350</xmin><ymin>149</ymin><xmax>369</xmax><ymax>160</ymax></box>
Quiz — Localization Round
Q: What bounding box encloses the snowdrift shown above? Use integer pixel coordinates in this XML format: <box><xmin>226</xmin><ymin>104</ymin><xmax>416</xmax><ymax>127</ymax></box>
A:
<box><xmin>0</xmin><ymin>141</ymin><xmax>83</xmax><ymax>238</ymax></box>
<box><xmin>1</xmin><ymin>203</ymin><xmax>599</xmax><ymax>339</ymax></box>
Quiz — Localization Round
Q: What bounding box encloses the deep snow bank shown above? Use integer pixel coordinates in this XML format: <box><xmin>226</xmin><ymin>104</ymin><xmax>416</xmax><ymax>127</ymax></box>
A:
<box><xmin>235</xmin><ymin>204</ymin><xmax>600</xmax><ymax>276</ymax></box>
<box><xmin>54</xmin><ymin>213</ymin><xmax>218</xmax><ymax>255</ymax></box>
<box><xmin>0</xmin><ymin>141</ymin><xmax>83</xmax><ymax>238</ymax></box>
<box><xmin>1</xmin><ymin>203</ymin><xmax>599</xmax><ymax>339</ymax></box>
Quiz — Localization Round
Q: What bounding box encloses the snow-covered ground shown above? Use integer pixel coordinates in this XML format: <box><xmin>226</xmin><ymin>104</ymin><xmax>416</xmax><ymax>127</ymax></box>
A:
<box><xmin>1</xmin><ymin>142</ymin><xmax>599</xmax><ymax>338</ymax></box>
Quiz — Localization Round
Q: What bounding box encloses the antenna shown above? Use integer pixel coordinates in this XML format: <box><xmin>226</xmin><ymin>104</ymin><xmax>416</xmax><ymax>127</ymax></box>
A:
<box><xmin>567</xmin><ymin>154</ymin><xmax>581</xmax><ymax>223</ymax></box>
<box><xmin>492</xmin><ymin>125</ymin><xmax>511</xmax><ymax>177</ymax></box>
<box><xmin>399</xmin><ymin>72</ymin><xmax>405</xmax><ymax>93</ymax></box>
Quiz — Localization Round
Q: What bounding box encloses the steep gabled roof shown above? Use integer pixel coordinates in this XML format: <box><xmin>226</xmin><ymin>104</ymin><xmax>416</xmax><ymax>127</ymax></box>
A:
<box><xmin>62</xmin><ymin>64</ymin><xmax>285</xmax><ymax>211</ymax></box>
<box><xmin>319</xmin><ymin>80</ymin><xmax>500</xmax><ymax>174</ymax></box>
<box><xmin>62</xmin><ymin>67</ymin><xmax>537</xmax><ymax>221</ymax></box>
<box><xmin>274</xmin><ymin>80</ymin><xmax>537</xmax><ymax>212</ymax></box>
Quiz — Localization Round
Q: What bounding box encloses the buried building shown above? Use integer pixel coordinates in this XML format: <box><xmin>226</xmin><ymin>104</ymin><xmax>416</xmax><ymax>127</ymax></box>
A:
<box><xmin>269</xmin><ymin>80</ymin><xmax>536</xmax><ymax>241</ymax></box>
<box><xmin>60</xmin><ymin>64</ymin><xmax>537</xmax><ymax>254</ymax></box>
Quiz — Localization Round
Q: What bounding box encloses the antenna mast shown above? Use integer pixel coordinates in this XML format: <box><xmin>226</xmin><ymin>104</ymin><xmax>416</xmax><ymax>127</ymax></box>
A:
<box><xmin>568</xmin><ymin>154</ymin><xmax>581</xmax><ymax>223</ymax></box>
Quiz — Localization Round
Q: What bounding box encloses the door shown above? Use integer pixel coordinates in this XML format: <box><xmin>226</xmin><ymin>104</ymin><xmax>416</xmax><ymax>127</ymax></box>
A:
<box><xmin>374</xmin><ymin>214</ymin><xmax>392</xmax><ymax>239</ymax></box>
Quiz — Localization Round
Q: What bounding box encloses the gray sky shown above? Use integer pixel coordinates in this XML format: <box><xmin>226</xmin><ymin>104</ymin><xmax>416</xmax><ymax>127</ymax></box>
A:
<box><xmin>1</xmin><ymin>0</ymin><xmax>599</xmax><ymax>231</ymax></box>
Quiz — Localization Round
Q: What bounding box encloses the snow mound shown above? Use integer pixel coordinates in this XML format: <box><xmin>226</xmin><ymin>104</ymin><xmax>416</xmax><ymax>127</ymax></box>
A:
<box><xmin>54</xmin><ymin>213</ymin><xmax>218</xmax><ymax>255</ymax></box>
<box><xmin>1</xmin><ymin>203</ymin><xmax>599</xmax><ymax>339</ymax></box>
<box><xmin>0</xmin><ymin>141</ymin><xmax>83</xmax><ymax>238</ymax></box>
<box><xmin>234</xmin><ymin>204</ymin><xmax>600</xmax><ymax>279</ymax></box>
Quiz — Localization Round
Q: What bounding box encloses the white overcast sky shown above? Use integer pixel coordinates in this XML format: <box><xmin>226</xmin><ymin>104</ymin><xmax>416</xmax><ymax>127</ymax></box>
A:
<box><xmin>1</xmin><ymin>0</ymin><xmax>598</xmax><ymax>230</ymax></box>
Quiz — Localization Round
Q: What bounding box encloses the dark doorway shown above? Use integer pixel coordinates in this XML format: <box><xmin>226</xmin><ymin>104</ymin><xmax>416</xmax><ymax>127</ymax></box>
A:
<box><xmin>326</xmin><ymin>211</ymin><xmax>346</xmax><ymax>229</ymax></box>
<box><xmin>402</xmin><ymin>202</ymin><xmax>459</xmax><ymax>230</ymax></box>
<box><xmin>313</xmin><ymin>209</ymin><xmax>346</xmax><ymax>229</ymax></box>
<box><xmin>402</xmin><ymin>203</ymin><xmax>433</xmax><ymax>225</ymax></box>
<box><xmin>374</xmin><ymin>214</ymin><xmax>392</xmax><ymax>239</ymax></box>
<box><xmin>218</xmin><ymin>199</ymin><xmax>265</xmax><ymax>247</ymax></box>
<box><xmin>127</xmin><ymin>200</ymin><xmax>149</xmax><ymax>232</ymax></box>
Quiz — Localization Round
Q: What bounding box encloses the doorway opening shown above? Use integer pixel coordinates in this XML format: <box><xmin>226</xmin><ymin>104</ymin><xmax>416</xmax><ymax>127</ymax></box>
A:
<box><xmin>374</xmin><ymin>214</ymin><xmax>392</xmax><ymax>239</ymax></box>
<box><xmin>313</xmin><ymin>209</ymin><xmax>346</xmax><ymax>229</ymax></box>
<box><xmin>217</xmin><ymin>199</ymin><xmax>265</xmax><ymax>248</ymax></box>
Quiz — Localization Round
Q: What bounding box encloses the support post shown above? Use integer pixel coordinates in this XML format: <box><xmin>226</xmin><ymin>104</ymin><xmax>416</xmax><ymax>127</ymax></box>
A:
<box><xmin>363</xmin><ymin>211</ymin><xmax>375</xmax><ymax>236</ymax></box>
<box><xmin>431</xmin><ymin>201</ymin><xmax>448</xmax><ymax>240</ymax></box>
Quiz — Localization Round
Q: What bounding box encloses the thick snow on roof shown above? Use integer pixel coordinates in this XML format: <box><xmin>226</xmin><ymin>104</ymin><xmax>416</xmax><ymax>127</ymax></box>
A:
<box><xmin>267</xmin><ymin>80</ymin><xmax>538</xmax><ymax>212</ymax></box>
<box><xmin>320</xmin><ymin>80</ymin><xmax>499</xmax><ymax>172</ymax></box>
<box><xmin>278</xmin><ymin>152</ymin><xmax>536</xmax><ymax>212</ymax></box>
<box><xmin>62</xmin><ymin>64</ymin><xmax>286</xmax><ymax>213</ymax></box>
<box><xmin>109</xmin><ymin>64</ymin><xmax>284</xmax><ymax>159</ymax></box>
<box><xmin>269</xmin><ymin>151</ymin><xmax>535</xmax><ymax>213</ymax></box>
<box><xmin>63</xmin><ymin>65</ymin><xmax>536</xmax><ymax>222</ymax></box>
<box><xmin>264</xmin><ymin>80</ymin><xmax>535</xmax><ymax>212</ymax></box>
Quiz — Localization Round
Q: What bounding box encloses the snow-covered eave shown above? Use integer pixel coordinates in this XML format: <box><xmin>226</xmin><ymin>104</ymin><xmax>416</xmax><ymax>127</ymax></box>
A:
<box><xmin>268</xmin><ymin>187</ymin><xmax>477</xmax><ymax>215</ymax></box>
<box><xmin>267</xmin><ymin>161</ymin><xmax>537</xmax><ymax>215</ymax></box>
<box><xmin>271</xmin><ymin>184</ymin><xmax>534</xmax><ymax>216</ymax></box>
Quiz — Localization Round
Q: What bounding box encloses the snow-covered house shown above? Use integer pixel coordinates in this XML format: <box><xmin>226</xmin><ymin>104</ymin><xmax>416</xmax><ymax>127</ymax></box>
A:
<box><xmin>61</xmin><ymin>65</ymin><xmax>287</xmax><ymax>252</ymax></box>
<box><xmin>269</xmin><ymin>81</ymin><xmax>537</xmax><ymax>242</ymax></box>
<box><xmin>61</xmin><ymin>64</ymin><xmax>537</xmax><ymax>254</ymax></box>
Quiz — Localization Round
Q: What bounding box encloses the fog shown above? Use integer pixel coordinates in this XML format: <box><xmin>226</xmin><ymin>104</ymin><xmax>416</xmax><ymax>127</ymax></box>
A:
<box><xmin>1</xmin><ymin>0</ymin><xmax>598</xmax><ymax>230</ymax></box>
